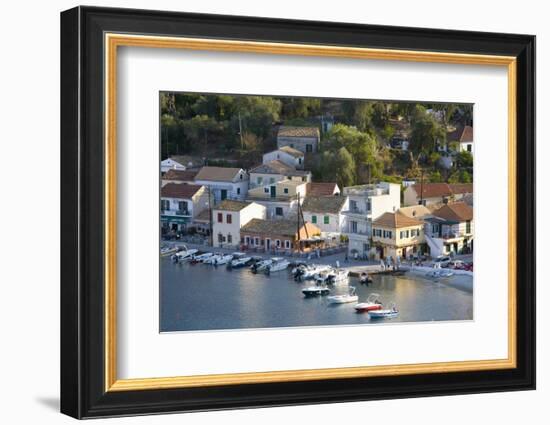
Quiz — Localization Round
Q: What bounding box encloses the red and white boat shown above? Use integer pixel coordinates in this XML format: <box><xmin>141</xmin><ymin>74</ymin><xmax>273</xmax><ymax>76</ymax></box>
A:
<box><xmin>354</xmin><ymin>293</ymin><xmax>383</xmax><ymax>313</ymax></box>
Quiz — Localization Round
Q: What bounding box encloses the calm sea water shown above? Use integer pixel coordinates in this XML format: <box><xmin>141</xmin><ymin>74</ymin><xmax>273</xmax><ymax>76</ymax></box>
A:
<box><xmin>160</xmin><ymin>257</ymin><xmax>473</xmax><ymax>332</ymax></box>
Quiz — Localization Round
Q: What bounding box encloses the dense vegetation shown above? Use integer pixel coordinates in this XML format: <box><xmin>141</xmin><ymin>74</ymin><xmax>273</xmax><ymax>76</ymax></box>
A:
<box><xmin>160</xmin><ymin>92</ymin><xmax>473</xmax><ymax>188</ymax></box>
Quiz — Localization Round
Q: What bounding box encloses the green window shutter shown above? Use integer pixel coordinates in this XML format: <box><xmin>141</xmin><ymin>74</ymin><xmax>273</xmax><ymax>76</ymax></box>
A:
<box><xmin>312</xmin><ymin>215</ymin><xmax>317</xmax><ymax>224</ymax></box>
<box><xmin>324</xmin><ymin>216</ymin><xmax>329</xmax><ymax>224</ymax></box>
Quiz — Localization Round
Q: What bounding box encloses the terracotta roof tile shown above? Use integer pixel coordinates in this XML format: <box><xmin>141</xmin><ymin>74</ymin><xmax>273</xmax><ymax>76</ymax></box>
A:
<box><xmin>411</xmin><ymin>183</ymin><xmax>453</xmax><ymax>198</ymax></box>
<box><xmin>241</xmin><ymin>218</ymin><xmax>320</xmax><ymax>237</ymax></box>
<box><xmin>213</xmin><ymin>200</ymin><xmax>251</xmax><ymax>212</ymax></box>
<box><xmin>302</xmin><ymin>196</ymin><xmax>347</xmax><ymax>214</ymax></box>
<box><xmin>161</xmin><ymin>183</ymin><xmax>203</xmax><ymax>199</ymax></box>
<box><xmin>163</xmin><ymin>169</ymin><xmax>198</xmax><ymax>181</ymax></box>
<box><xmin>449</xmin><ymin>183</ymin><xmax>473</xmax><ymax>195</ymax></box>
<box><xmin>250</xmin><ymin>160</ymin><xmax>310</xmax><ymax>176</ymax></box>
<box><xmin>432</xmin><ymin>202</ymin><xmax>473</xmax><ymax>222</ymax></box>
<box><xmin>278</xmin><ymin>146</ymin><xmax>305</xmax><ymax>158</ymax></box>
<box><xmin>195</xmin><ymin>166</ymin><xmax>244</xmax><ymax>182</ymax></box>
<box><xmin>278</xmin><ymin>126</ymin><xmax>320</xmax><ymax>138</ymax></box>
<box><xmin>373</xmin><ymin>212</ymin><xmax>423</xmax><ymax>229</ymax></box>
<box><xmin>306</xmin><ymin>182</ymin><xmax>340</xmax><ymax>196</ymax></box>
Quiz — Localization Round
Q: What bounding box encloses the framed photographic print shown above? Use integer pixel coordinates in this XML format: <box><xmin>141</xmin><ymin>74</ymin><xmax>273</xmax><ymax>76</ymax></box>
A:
<box><xmin>60</xmin><ymin>6</ymin><xmax>536</xmax><ymax>419</ymax></box>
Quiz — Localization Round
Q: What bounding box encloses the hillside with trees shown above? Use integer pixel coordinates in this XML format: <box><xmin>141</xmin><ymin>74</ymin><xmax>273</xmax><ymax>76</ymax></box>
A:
<box><xmin>160</xmin><ymin>92</ymin><xmax>473</xmax><ymax>188</ymax></box>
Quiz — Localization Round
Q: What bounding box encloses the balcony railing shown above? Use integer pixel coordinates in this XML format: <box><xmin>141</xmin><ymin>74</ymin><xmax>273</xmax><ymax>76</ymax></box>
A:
<box><xmin>162</xmin><ymin>208</ymin><xmax>191</xmax><ymax>216</ymax></box>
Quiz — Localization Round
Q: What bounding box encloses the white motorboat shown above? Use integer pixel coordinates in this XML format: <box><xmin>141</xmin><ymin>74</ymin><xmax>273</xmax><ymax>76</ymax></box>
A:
<box><xmin>295</xmin><ymin>264</ymin><xmax>332</xmax><ymax>281</ymax></box>
<box><xmin>327</xmin><ymin>286</ymin><xmax>358</xmax><ymax>304</ymax></box>
<box><xmin>302</xmin><ymin>286</ymin><xmax>330</xmax><ymax>297</ymax></box>
<box><xmin>171</xmin><ymin>248</ymin><xmax>198</xmax><ymax>262</ymax></box>
<box><xmin>251</xmin><ymin>259</ymin><xmax>273</xmax><ymax>273</ymax></box>
<box><xmin>265</xmin><ymin>257</ymin><xmax>290</xmax><ymax>274</ymax></box>
<box><xmin>213</xmin><ymin>254</ymin><xmax>234</xmax><ymax>266</ymax></box>
<box><xmin>229</xmin><ymin>253</ymin><xmax>252</xmax><ymax>268</ymax></box>
<box><xmin>368</xmin><ymin>303</ymin><xmax>399</xmax><ymax>319</ymax></box>
<box><xmin>315</xmin><ymin>268</ymin><xmax>349</xmax><ymax>285</ymax></box>
<box><xmin>359</xmin><ymin>271</ymin><xmax>373</xmax><ymax>284</ymax></box>
<box><xmin>354</xmin><ymin>293</ymin><xmax>383</xmax><ymax>312</ymax></box>
<box><xmin>190</xmin><ymin>252</ymin><xmax>213</xmax><ymax>264</ymax></box>
<box><xmin>203</xmin><ymin>254</ymin><xmax>222</xmax><ymax>265</ymax></box>
<box><xmin>161</xmin><ymin>245</ymin><xmax>179</xmax><ymax>256</ymax></box>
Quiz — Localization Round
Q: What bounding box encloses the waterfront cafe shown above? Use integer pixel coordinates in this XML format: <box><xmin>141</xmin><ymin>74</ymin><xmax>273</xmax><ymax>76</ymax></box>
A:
<box><xmin>240</xmin><ymin>218</ymin><xmax>323</xmax><ymax>252</ymax></box>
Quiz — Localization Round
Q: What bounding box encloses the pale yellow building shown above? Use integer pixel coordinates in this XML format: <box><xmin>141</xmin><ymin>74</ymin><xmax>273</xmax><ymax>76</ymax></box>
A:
<box><xmin>371</xmin><ymin>211</ymin><xmax>425</xmax><ymax>260</ymax></box>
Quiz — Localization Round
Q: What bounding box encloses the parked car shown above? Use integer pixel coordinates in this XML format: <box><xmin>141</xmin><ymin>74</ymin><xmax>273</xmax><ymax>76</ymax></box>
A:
<box><xmin>434</xmin><ymin>255</ymin><xmax>451</xmax><ymax>267</ymax></box>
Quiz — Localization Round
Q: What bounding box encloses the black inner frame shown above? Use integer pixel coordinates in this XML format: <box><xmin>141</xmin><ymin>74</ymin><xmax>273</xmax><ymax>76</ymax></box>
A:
<box><xmin>60</xmin><ymin>6</ymin><xmax>535</xmax><ymax>419</ymax></box>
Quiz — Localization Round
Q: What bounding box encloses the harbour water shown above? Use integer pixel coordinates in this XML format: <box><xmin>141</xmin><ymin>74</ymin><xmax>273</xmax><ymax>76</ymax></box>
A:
<box><xmin>160</xmin><ymin>257</ymin><xmax>473</xmax><ymax>332</ymax></box>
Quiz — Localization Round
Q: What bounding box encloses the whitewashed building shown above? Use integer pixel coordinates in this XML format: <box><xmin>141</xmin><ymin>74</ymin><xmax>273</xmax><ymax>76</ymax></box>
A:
<box><xmin>212</xmin><ymin>200</ymin><xmax>266</xmax><ymax>248</ymax></box>
<box><xmin>276</xmin><ymin>126</ymin><xmax>320</xmax><ymax>153</ymax></box>
<box><xmin>262</xmin><ymin>146</ymin><xmax>305</xmax><ymax>169</ymax></box>
<box><xmin>249</xmin><ymin>160</ymin><xmax>311</xmax><ymax>189</ymax></box>
<box><xmin>246</xmin><ymin>179</ymin><xmax>308</xmax><ymax>219</ymax></box>
<box><xmin>342</xmin><ymin>182</ymin><xmax>401</xmax><ymax>258</ymax></box>
<box><xmin>194</xmin><ymin>166</ymin><xmax>249</xmax><ymax>203</ymax></box>
<box><xmin>301</xmin><ymin>196</ymin><xmax>349</xmax><ymax>235</ymax></box>
<box><xmin>160</xmin><ymin>183</ymin><xmax>209</xmax><ymax>233</ymax></box>
<box><xmin>160</xmin><ymin>157</ymin><xmax>186</xmax><ymax>174</ymax></box>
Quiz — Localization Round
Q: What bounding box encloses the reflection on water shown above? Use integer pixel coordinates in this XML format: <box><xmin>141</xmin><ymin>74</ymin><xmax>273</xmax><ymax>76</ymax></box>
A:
<box><xmin>160</xmin><ymin>257</ymin><xmax>473</xmax><ymax>332</ymax></box>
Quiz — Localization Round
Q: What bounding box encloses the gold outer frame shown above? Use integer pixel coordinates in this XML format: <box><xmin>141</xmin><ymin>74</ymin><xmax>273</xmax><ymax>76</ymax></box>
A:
<box><xmin>104</xmin><ymin>33</ymin><xmax>517</xmax><ymax>392</ymax></box>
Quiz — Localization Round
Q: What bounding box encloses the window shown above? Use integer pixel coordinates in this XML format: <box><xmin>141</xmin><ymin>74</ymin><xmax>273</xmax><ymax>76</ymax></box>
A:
<box><xmin>227</xmin><ymin>234</ymin><xmax>232</xmax><ymax>244</ymax></box>
<box><xmin>284</xmin><ymin>188</ymin><xmax>289</xmax><ymax>194</ymax></box>
<box><xmin>285</xmin><ymin>240</ymin><xmax>291</xmax><ymax>249</ymax></box>
<box><xmin>254</xmin><ymin>237</ymin><xmax>260</xmax><ymax>246</ymax></box>
<box><xmin>269</xmin><ymin>177</ymin><xmax>275</xmax><ymax>184</ymax></box>
<box><xmin>302</xmin><ymin>176</ymin><xmax>307</xmax><ymax>182</ymax></box>
<box><xmin>388</xmin><ymin>231</ymin><xmax>392</xmax><ymax>239</ymax></box>
<box><xmin>276</xmin><ymin>240</ymin><xmax>281</xmax><ymax>247</ymax></box>
<box><xmin>178</xmin><ymin>201</ymin><xmax>188</xmax><ymax>214</ymax></box>
<box><xmin>311</xmin><ymin>215</ymin><xmax>317</xmax><ymax>224</ymax></box>
<box><xmin>240</xmin><ymin>173</ymin><xmax>243</xmax><ymax>180</ymax></box>
<box><xmin>161</xmin><ymin>199</ymin><xmax>170</xmax><ymax>211</ymax></box>
<box><xmin>245</xmin><ymin>236</ymin><xmax>250</xmax><ymax>245</ymax></box>
<box><xmin>350</xmin><ymin>200</ymin><xmax>357</xmax><ymax>211</ymax></box>
<box><xmin>324</xmin><ymin>216</ymin><xmax>329</xmax><ymax>225</ymax></box>
<box><xmin>400</xmin><ymin>231</ymin><xmax>404</xmax><ymax>239</ymax></box>
<box><xmin>351</xmin><ymin>221</ymin><xmax>358</xmax><ymax>233</ymax></box>
<box><xmin>218</xmin><ymin>233</ymin><xmax>223</xmax><ymax>243</ymax></box>
<box><xmin>306</xmin><ymin>144</ymin><xmax>313</xmax><ymax>152</ymax></box>
<box><xmin>366</xmin><ymin>199</ymin><xmax>372</xmax><ymax>212</ymax></box>
<box><xmin>264</xmin><ymin>187</ymin><xmax>269</xmax><ymax>193</ymax></box>
<box><xmin>226</xmin><ymin>214</ymin><xmax>232</xmax><ymax>224</ymax></box>
<box><xmin>467</xmin><ymin>144</ymin><xmax>472</xmax><ymax>152</ymax></box>
<box><xmin>217</xmin><ymin>213</ymin><xmax>223</xmax><ymax>223</ymax></box>
<box><xmin>237</xmin><ymin>188</ymin><xmax>241</xmax><ymax>195</ymax></box>
<box><xmin>257</xmin><ymin>177</ymin><xmax>263</xmax><ymax>185</ymax></box>
<box><xmin>298</xmin><ymin>158</ymin><xmax>302</xmax><ymax>165</ymax></box>
<box><xmin>275</xmin><ymin>207</ymin><xmax>283</xmax><ymax>216</ymax></box>
<box><xmin>466</xmin><ymin>220</ymin><xmax>471</xmax><ymax>233</ymax></box>
<box><xmin>406</xmin><ymin>230</ymin><xmax>410</xmax><ymax>238</ymax></box>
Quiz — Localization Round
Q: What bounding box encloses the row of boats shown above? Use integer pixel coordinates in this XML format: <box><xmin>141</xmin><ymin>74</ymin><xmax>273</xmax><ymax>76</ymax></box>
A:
<box><xmin>167</xmin><ymin>246</ymin><xmax>399</xmax><ymax>319</ymax></box>
<box><xmin>171</xmin><ymin>247</ymin><xmax>292</xmax><ymax>274</ymax></box>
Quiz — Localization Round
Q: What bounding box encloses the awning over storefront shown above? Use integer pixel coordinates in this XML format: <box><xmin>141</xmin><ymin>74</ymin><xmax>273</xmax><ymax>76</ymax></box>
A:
<box><xmin>161</xmin><ymin>215</ymin><xmax>190</xmax><ymax>224</ymax></box>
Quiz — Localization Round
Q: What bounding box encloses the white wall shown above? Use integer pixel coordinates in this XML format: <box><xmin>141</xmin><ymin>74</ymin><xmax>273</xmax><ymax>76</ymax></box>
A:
<box><xmin>1</xmin><ymin>2</ymin><xmax>545</xmax><ymax>425</ymax></box>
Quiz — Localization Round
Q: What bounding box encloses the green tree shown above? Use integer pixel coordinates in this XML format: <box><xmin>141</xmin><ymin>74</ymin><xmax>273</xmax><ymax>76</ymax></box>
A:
<box><xmin>409</xmin><ymin>106</ymin><xmax>446</xmax><ymax>155</ymax></box>
<box><xmin>333</xmin><ymin>147</ymin><xmax>356</xmax><ymax>188</ymax></box>
<box><xmin>233</xmin><ymin>96</ymin><xmax>282</xmax><ymax>139</ymax></box>
<box><xmin>429</xmin><ymin>170</ymin><xmax>443</xmax><ymax>182</ymax></box>
<box><xmin>455</xmin><ymin>151</ymin><xmax>473</xmax><ymax>168</ymax></box>
<box><xmin>281</xmin><ymin>97</ymin><xmax>321</xmax><ymax>119</ymax></box>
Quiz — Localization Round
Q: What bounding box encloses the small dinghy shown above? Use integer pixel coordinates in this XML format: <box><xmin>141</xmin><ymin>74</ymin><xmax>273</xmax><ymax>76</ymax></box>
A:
<box><xmin>302</xmin><ymin>286</ymin><xmax>330</xmax><ymax>297</ymax></box>
<box><xmin>368</xmin><ymin>303</ymin><xmax>399</xmax><ymax>319</ymax></box>
<box><xmin>265</xmin><ymin>257</ymin><xmax>290</xmax><ymax>274</ymax></box>
<box><xmin>229</xmin><ymin>253</ymin><xmax>252</xmax><ymax>268</ymax></box>
<box><xmin>359</xmin><ymin>272</ymin><xmax>372</xmax><ymax>284</ymax></box>
<box><xmin>327</xmin><ymin>286</ymin><xmax>358</xmax><ymax>304</ymax></box>
<box><xmin>354</xmin><ymin>293</ymin><xmax>383</xmax><ymax>312</ymax></box>
<box><xmin>250</xmin><ymin>259</ymin><xmax>272</xmax><ymax>273</ymax></box>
